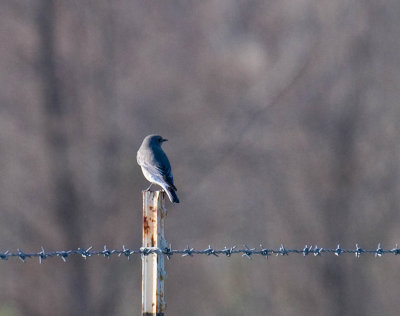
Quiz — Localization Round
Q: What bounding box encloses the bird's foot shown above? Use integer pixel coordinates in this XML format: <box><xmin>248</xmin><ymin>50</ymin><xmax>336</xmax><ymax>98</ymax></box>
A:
<box><xmin>144</xmin><ymin>183</ymin><xmax>153</xmax><ymax>191</ymax></box>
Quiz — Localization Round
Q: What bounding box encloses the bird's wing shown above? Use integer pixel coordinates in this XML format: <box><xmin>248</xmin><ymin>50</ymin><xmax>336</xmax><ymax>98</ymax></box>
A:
<box><xmin>141</xmin><ymin>161</ymin><xmax>176</xmax><ymax>189</ymax></box>
<box><xmin>139</xmin><ymin>149</ymin><xmax>177</xmax><ymax>190</ymax></box>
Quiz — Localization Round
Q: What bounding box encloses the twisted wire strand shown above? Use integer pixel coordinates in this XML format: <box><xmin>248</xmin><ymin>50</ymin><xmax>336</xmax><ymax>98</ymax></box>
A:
<box><xmin>0</xmin><ymin>243</ymin><xmax>398</xmax><ymax>263</ymax></box>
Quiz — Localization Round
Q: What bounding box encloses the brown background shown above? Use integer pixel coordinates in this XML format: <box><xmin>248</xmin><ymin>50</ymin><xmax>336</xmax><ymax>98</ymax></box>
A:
<box><xmin>0</xmin><ymin>1</ymin><xmax>399</xmax><ymax>315</ymax></box>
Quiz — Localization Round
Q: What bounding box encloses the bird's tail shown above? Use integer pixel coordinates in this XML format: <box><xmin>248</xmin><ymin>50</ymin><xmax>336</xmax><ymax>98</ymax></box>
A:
<box><xmin>164</xmin><ymin>186</ymin><xmax>179</xmax><ymax>203</ymax></box>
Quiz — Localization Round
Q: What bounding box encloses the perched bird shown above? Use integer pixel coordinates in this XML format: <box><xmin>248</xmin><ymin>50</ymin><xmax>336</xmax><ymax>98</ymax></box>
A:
<box><xmin>137</xmin><ymin>134</ymin><xmax>180</xmax><ymax>203</ymax></box>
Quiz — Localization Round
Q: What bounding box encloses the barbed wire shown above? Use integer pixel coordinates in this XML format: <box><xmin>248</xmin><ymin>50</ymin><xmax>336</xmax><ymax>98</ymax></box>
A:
<box><xmin>0</xmin><ymin>244</ymin><xmax>399</xmax><ymax>263</ymax></box>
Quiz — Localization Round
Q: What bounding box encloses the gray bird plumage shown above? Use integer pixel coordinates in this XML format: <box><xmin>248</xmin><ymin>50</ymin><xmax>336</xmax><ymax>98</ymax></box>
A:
<box><xmin>137</xmin><ymin>134</ymin><xmax>180</xmax><ymax>203</ymax></box>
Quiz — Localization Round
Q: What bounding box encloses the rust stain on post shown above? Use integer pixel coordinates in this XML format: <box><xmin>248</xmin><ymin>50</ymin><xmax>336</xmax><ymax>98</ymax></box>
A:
<box><xmin>143</xmin><ymin>216</ymin><xmax>150</xmax><ymax>234</ymax></box>
<box><xmin>142</xmin><ymin>190</ymin><xmax>166</xmax><ymax>316</ymax></box>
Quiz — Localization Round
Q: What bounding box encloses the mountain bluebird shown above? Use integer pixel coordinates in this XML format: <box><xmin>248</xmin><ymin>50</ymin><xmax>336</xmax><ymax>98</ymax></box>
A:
<box><xmin>137</xmin><ymin>134</ymin><xmax>180</xmax><ymax>203</ymax></box>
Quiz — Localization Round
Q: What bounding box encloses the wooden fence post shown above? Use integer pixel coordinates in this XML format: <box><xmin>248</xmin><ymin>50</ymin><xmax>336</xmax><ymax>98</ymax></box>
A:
<box><xmin>142</xmin><ymin>190</ymin><xmax>167</xmax><ymax>316</ymax></box>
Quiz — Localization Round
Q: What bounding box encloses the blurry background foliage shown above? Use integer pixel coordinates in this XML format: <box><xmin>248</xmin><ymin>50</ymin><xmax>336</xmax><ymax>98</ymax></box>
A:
<box><xmin>0</xmin><ymin>1</ymin><xmax>399</xmax><ymax>315</ymax></box>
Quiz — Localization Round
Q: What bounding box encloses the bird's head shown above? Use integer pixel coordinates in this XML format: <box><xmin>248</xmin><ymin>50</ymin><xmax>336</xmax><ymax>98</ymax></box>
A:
<box><xmin>144</xmin><ymin>134</ymin><xmax>168</xmax><ymax>147</ymax></box>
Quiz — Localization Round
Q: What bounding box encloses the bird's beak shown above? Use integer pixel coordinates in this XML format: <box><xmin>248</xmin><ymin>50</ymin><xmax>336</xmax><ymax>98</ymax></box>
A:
<box><xmin>161</xmin><ymin>138</ymin><xmax>168</xmax><ymax>142</ymax></box>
